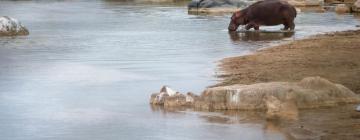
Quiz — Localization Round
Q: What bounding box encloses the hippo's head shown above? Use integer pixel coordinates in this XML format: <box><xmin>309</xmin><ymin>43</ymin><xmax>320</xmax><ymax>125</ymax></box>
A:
<box><xmin>228</xmin><ymin>11</ymin><xmax>247</xmax><ymax>31</ymax></box>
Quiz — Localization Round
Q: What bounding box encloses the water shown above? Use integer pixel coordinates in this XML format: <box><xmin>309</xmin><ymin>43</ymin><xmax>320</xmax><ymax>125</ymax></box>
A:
<box><xmin>0</xmin><ymin>0</ymin><xmax>359</xmax><ymax>140</ymax></box>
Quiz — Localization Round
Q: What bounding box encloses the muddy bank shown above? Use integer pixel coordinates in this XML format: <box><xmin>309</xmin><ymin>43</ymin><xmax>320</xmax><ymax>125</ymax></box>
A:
<box><xmin>217</xmin><ymin>30</ymin><xmax>360</xmax><ymax>94</ymax></box>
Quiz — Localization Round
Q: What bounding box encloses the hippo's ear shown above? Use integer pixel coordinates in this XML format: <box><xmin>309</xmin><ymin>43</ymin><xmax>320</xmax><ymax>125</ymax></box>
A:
<box><xmin>234</xmin><ymin>11</ymin><xmax>242</xmax><ymax>18</ymax></box>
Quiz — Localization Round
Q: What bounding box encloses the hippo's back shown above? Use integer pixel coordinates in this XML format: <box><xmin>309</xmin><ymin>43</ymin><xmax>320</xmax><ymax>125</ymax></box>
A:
<box><xmin>246</xmin><ymin>0</ymin><xmax>297</xmax><ymax>25</ymax></box>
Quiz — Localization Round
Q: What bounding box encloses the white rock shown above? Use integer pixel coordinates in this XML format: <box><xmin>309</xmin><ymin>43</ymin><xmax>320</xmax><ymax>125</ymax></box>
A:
<box><xmin>150</xmin><ymin>86</ymin><xmax>178</xmax><ymax>105</ymax></box>
<box><xmin>356</xmin><ymin>105</ymin><xmax>360</xmax><ymax>112</ymax></box>
<box><xmin>160</xmin><ymin>86</ymin><xmax>177</xmax><ymax>96</ymax></box>
<box><xmin>185</xmin><ymin>94</ymin><xmax>194</xmax><ymax>103</ymax></box>
<box><xmin>0</xmin><ymin>16</ymin><xmax>29</xmax><ymax>36</ymax></box>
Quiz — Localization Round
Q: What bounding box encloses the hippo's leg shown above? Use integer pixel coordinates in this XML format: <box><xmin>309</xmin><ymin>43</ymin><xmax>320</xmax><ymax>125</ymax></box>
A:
<box><xmin>245</xmin><ymin>22</ymin><xmax>259</xmax><ymax>30</ymax></box>
<box><xmin>282</xmin><ymin>23</ymin><xmax>290</xmax><ymax>30</ymax></box>
<box><xmin>289</xmin><ymin>21</ymin><xmax>295</xmax><ymax>30</ymax></box>
<box><xmin>283</xmin><ymin>19</ymin><xmax>295</xmax><ymax>31</ymax></box>
<box><xmin>254</xmin><ymin>25</ymin><xmax>260</xmax><ymax>30</ymax></box>
<box><xmin>245</xmin><ymin>24</ymin><xmax>253</xmax><ymax>30</ymax></box>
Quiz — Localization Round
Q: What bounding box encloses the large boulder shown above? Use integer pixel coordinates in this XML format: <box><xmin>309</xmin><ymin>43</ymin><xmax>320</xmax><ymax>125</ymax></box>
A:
<box><xmin>188</xmin><ymin>0</ymin><xmax>246</xmax><ymax>13</ymax></box>
<box><xmin>151</xmin><ymin>77</ymin><xmax>360</xmax><ymax>114</ymax></box>
<box><xmin>0</xmin><ymin>16</ymin><xmax>29</xmax><ymax>36</ymax></box>
<box><xmin>265</xmin><ymin>95</ymin><xmax>298</xmax><ymax>120</ymax></box>
<box><xmin>197</xmin><ymin>77</ymin><xmax>359</xmax><ymax>110</ymax></box>
<box><xmin>353</xmin><ymin>0</ymin><xmax>360</xmax><ymax>12</ymax></box>
<box><xmin>335</xmin><ymin>4</ymin><xmax>351</xmax><ymax>13</ymax></box>
<box><xmin>281</xmin><ymin>0</ymin><xmax>322</xmax><ymax>7</ymax></box>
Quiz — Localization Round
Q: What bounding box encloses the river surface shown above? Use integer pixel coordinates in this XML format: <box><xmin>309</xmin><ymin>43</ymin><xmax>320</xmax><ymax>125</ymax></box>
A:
<box><xmin>0</xmin><ymin>0</ymin><xmax>359</xmax><ymax>140</ymax></box>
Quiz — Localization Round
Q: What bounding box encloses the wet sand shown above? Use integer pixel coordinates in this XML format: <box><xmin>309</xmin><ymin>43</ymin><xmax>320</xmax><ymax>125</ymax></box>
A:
<box><xmin>217</xmin><ymin>30</ymin><xmax>360</xmax><ymax>94</ymax></box>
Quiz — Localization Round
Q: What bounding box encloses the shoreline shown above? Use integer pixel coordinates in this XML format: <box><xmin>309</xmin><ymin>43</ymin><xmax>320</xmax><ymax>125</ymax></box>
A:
<box><xmin>216</xmin><ymin>30</ymin><xmax>360</xmax><ymax>94</ymax></box>
<box><xmin>211</xmin><ymin>29</ymin><xmax>360</xmax><ymax>139</ymax></box>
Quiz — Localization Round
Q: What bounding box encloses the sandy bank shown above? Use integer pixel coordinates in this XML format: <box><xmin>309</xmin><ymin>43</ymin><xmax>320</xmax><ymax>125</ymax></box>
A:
<box><xmin>217</xmin><ymin>30</ymin><xmax>360</xmax><ymax>94</ymax></box>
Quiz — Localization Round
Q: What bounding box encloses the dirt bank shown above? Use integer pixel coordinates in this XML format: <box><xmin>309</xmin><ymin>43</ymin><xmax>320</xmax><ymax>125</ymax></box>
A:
<box><xmin>217</xmin><ymin>30</ymin><xmax>360</xmax><ymax>94</ymax></box>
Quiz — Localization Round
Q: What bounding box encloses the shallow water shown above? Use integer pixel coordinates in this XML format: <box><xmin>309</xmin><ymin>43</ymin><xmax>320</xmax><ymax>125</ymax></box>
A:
<box><xmin>0</xmin><ymin>0</ymin><xmax>359</xmax><ymax>140</ymax></box>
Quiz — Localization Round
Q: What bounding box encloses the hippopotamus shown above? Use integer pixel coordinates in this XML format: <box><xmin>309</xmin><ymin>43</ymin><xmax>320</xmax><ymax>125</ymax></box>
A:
<box><xmin>228</xmin><ymin>0</ymin><xmax>297</xmax><ymax>31</ymax></box>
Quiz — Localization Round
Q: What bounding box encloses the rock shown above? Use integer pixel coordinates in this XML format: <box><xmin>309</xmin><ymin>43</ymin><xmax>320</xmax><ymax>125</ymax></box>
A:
<box><xmin>185</xmin><ymin>92</ymin><xmax>199</xmax><ymax>105</ymax></box>
<box><xmin>150</xmin><ymin>86</ymin><xmax>197</xmax><ymax>107</ymax></box>
<box><xmin>304</xmin><ymin>0</ymin><xmax>322</xmax><ymax>6</ymax></box>
<box><xmin>188</xmin><ymin>0</ymin><xmax>246</xmax><ymax>14</ymax></box>
<box><xmin>160</xmin><ymin>86</ymin><xmax>177</xmax><ymax>96</ymax></box>
<box><xmin>298</xmin><ymin>7</ymin><xmax>326</xmax><ymax>12</ymax></box>
<box><xmin>0</xmin><ymin>16</ymin><xmax>29</xmax><ymax>36</ymax></box>
<box><xmin>150</xmin><ymin>86</ymin><xmax>177</xmax><ymax>105</ymax></box>
<box><xmin>188</xmin><ymin>0</ymin><xmax>246</xmax><ymax>9</ymax></box>
<box><xmin>164</xmin><ymin>93</ymin><xmax>187</xmax><ymax>107</ymax></box>
<box><xmin>335</xmin><ymin>4</ymin><xmax>351</xmax><ymax>13</ymax></box>
<box><xmin>151</xmin><ymin>77</ymin><xmax>360</xmax><ymax>113</ymax></box>
<box><xmin>356</xmin><ymin>0</ymin><xmax>360</xmax><ymax>7</ymax></box>
<box><xmin>265</xmin><ymin>95</ymin><xmax>298</xmax><ymax>120</ymax></box>
<box><xmin>197</xmin><ymin>77</ymin><xmax>360</xmax><ymax>110</ymax></box>
<box><xmin>352</xmin><ymin>0</ymin><xmax>360</xmax><ymax>12</ymax></box>
<box><xmin>285</xmin><ymin>0</ymin><xmax>322</xmax><ymax>7</ymax></box>
<box><xmin>164</xmin><ymin>92</ymin><xmax>200</xmax><ymax>107</ymax></box>
<box><xmin>356</xmin><ymin>105</ymin><xmax>360</xmax><ymax>112</ymax></box>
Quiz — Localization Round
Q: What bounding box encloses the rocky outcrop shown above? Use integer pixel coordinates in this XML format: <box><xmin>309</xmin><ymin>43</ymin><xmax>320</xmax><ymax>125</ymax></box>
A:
<box><xmin>0</xmin><ymin>16</ymin><xmax>29</xmax><ymax>36</ymax></box>
<box><xmin>194</xmin><ymin>77</ymin><xmax>359</xmax><ymax>110</ymax></box>
<box><xmin>188</xmin><ymin>0</ymin><xmax>246</xmax><ymax>13</ymax></box>
<box><xmin>150</xmin><ymin>86</ymin><xmax>177</xmax><ymax>105</ymax></box>
<box><xmin>335</xmin><ymin>4</ymin><xmax>351</xmax><ymax>13</ymax></box>
<box><xmin>265</xmin><ymin>95</ymin><xmax>298</xmax><ymax>120</ymax></box>
<box><xmin>352</xmin><ymin>0</ymin><xmax>360</xmax><ymax>12</ymax></box>
<box><xmin>150</xmin><ymin>86</ymin><xmax>199</xmax><ymax>108</ymax></box>
<box><xmin>187</xmin><ymin>0</ymin><xmax>323</xmax><ymax>14</ymax></box>
<box><xmin>285</xmin><ymin>0</ymin><xmax>322</xmax><ymax>7</ymax></box>
<box><xmin>150</xmin><ymin>77</ymin><xmax>360</xmax><ymax>119</ymax></box>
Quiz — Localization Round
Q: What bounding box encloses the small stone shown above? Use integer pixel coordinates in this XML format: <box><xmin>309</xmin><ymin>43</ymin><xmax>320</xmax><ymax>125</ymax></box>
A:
<box><xmin>150</xmin><ymin>86</ymin><xmax>178</xmax><ymax>105</ymax></box>
<box><xmin>160</xmin><ymin>86</ymin><xmax>177</xmax><ymax>96</ymax></box>
<box><xmin>356</xmin><ymin>105</ymin><xmax>360</xmax><ymax>112</ymax></box>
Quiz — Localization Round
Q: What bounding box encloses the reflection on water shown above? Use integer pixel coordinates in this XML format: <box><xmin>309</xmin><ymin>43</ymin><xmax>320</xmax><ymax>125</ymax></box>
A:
<box><xmin>228</xmin><ymin>31</ymin><xmax>295</xmax><ymax>42</ymax></box>
<box><xmin>0</xmin><ymin>0</ymin><xmax>359</xmax><ymax>140</ymax></box>
<box><xmin>151</xmin><ymin>104</ymin><xmax>360</xmax><ymax>140</ymax></box>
